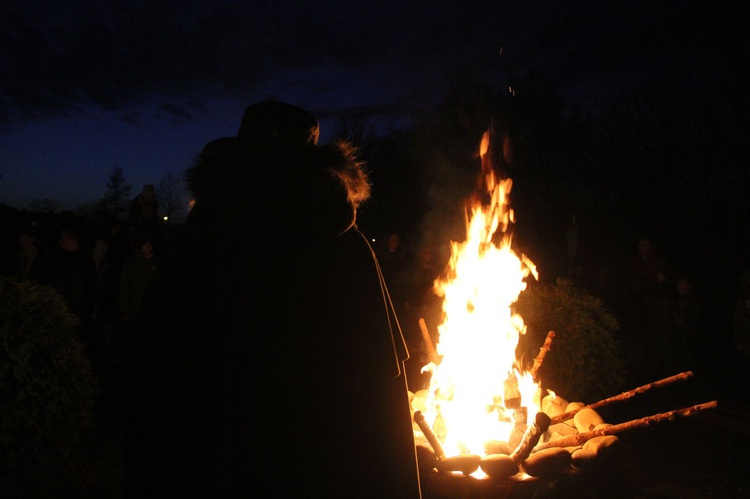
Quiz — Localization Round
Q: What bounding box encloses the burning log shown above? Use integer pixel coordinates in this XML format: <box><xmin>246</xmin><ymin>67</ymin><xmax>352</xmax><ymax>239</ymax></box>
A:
<box><xmin>529</xmin><ymin>331</ymin><xmax>555</xmax><ymax>381</ymax></box>
<box><xmin>414</xmin><ymin>410</ymin><xmax>483</xmax><ymax>476</ymax></box>
<box><xmin>413</xmin><ymin>410</ymin><xmax>446</xmax><ymax>460</ymax></box>
<box><xmin>502</xmin><ymin>372</ymin><xmax>521</xmax><ymax>409</ymax></box>
<box><xmin>418</xmin><ymin>318</ymin><xmax>440</xmax><ymax>365</ymax></box>
<box><xmin>509</xmin><ymin>412</ymin><xmax>551</xmax><ymax>465</ymax></box>
<box><xmin>549</xmin><ymin>370</ymin><xmax>695</xmax><ymax>424</ymax></box>
<box><xmin>535</xmin><ymin>400</ymin><xmax>717</xmax><ymax>451</ymax></box>
<box><xmin>507</xmin><ymin>407</ymin><xmax>527</xmax><ymax>451</ymax></box>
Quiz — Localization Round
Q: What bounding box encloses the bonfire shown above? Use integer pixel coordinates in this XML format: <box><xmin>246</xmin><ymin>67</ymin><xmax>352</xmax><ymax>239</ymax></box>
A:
<box><xmin>409</xmin><ymin>130</ymin><xmax>717</xmax><ymax>484</ymax></box>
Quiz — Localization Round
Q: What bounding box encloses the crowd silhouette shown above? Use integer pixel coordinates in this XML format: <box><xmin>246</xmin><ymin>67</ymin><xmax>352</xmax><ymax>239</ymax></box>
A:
<box><xmin>4</xmin><ymin>201</ymin><xmax>742</xmax><ymax>401</ymax></box>
<box><xmin>0</xmin><ymin>198</ymin><xmax>164</xmax><ymax>390</ymax></box>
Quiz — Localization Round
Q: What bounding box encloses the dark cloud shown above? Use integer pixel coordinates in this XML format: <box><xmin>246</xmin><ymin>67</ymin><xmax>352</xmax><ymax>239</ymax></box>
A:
<box><xmin>158</xmin><ymin>102</ymin><xmax>195</xmax><ymax>123</ymax></box>
<box><xmin>0</xmin><ymin>0</ymin><xmax>542</xmax><ymax>125</ymax></box>
<box><xmin>0</xmin><ymin>0</ymin><xmax>740</xmax><ymax>126</ymax></box>
<box><xmin>1</xmin><ymin>1</ymin><xmax>277</xmax><ymax>121</ymax></box>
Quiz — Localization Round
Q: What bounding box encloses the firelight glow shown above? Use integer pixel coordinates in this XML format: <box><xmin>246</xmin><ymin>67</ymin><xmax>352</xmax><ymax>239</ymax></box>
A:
<box><xmin>422</xmin><ymin>130</ymin><xmax>539</xmax><ymax>457</ymax></box>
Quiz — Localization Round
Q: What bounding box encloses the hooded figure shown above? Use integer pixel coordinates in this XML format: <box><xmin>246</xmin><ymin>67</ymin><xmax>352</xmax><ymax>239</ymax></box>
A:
<box><xmin>124</xmin><ymin>101</ymin><xmax>422</xmax><ymax>498</ymax></box>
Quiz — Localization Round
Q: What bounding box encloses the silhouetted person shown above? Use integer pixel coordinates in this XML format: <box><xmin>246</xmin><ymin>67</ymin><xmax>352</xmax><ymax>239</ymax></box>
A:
<box><xmin>51</xmin><ymin>225</ymin><xmax>98</xmax><ymax>368</ymax></box>
<box><xmin>733</xmin><ymin>269</ymin><xmax>750</xmax><ymax>359</ymax></box>
<box><xmin>15</xmin><ymin>224</ymin><xmax>53</xmax><ymax>284</ymax></box>
<box><xmin>377</xmin><ymin>231</ymin><xmax>415</xmax><ymax>364</ymax></box>
<box><xmin>92</xmin><ymin>216</ymin><xmax>129</xmax><ymax>368</ymax></box>
<box><xmin>378</xmin><ymin>231</ymin><xmax>408</xmax><ymax>285</ymax></box>
<box><xmin>124</xmin><ymin>100</ymin><xmax>421</xmax><ymax>498</ymax></box>
<box><xmin>645</xmin><ymin>264</ymin><xmax>677</xmax><ymax>377</ymax></box>
<box><xmin>129</xmin><ymin>184</ymin><xmax>163</xmax><ymax>248</ymax></box>
<box><xmin>629</xmin><ymin>237</ymin><xmax>665</xmax><ymax>292</ymax></box>
<box><xmin>0</xmin><ymin>217</ymin><xmax>16</xmax><ymax>278</ymax></box>
<box><xmin>675</xmin><ymin>273</ymin><xmax>701</xmax><ymax>371</ymax></box>
<box><xmin>118</xmin><ymin>231</ymin><xmax>158</xmax><ymax>356</ymax></box>
<box><xmin>52</xmin><ymin>226</ymin><xmax>96</xmax><ymax>323</ymax></box>
<box><xmin>623</xmin><ymin>237</ymin><xmax>670</xmax><ymax>383</ymax></box>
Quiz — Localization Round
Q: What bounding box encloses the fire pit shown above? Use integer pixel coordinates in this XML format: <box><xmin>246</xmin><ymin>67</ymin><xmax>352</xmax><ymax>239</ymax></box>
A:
<box><xmin>407</xmin><ymin>130</ymin><xmax>717</xmax><ymax>497</ymax></box>
<box><xmin>412</xmin><ymin>370</ymin><xmax>716</xmax><ymax>498</ymax></box>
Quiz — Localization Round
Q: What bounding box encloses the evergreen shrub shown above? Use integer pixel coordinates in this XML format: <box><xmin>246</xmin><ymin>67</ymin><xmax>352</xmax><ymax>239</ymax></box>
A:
<box><xmin>0</xmin><ymin>277</ymin><xmax>97</xmax><ymax>484</ymax></box>
<box><xmin>515</xmin><ymin>278</ymin><xmax>626</xmax><ymax>403</ymax></box>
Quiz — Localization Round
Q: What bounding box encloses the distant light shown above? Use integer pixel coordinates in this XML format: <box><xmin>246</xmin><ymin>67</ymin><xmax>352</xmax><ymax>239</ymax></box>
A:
<box><xmin>372</xmin><ymin>238</ymin><xmax>376</xmax><ymax>242</ymax></box>
<box><xmin>163</xmin><ymin>216</ymin><xmax>169</xmax><ymax>221</ymax></box>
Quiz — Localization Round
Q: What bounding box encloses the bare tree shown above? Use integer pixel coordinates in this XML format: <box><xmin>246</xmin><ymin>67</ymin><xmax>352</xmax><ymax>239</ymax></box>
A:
<box><xmin>100</xmin><ymin>166</ymin><xmax>132</xmax><ymax>217</ymax></box>
<box><xmin>156</xmin><ymin>169</ymin><xmax>188</xmax><ymax>223</ymax></box>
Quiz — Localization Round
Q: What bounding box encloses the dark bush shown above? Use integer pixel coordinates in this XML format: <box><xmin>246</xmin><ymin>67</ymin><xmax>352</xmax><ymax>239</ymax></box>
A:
<box><xmin>515</xmin><ymin>278</ymin><xmax>626</xmax><ymax>403</ymax></box>
<box><xmin>0</xmin><ymin>277</ymin><xmax>97</xmax><ymax>489</ymax></box>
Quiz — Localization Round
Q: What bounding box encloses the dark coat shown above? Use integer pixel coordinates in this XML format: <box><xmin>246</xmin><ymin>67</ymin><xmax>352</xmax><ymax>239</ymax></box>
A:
<box><xmin>124</xmin><ymin>140</ymin><xmax>421</xmax><ymax>497</ymax></box>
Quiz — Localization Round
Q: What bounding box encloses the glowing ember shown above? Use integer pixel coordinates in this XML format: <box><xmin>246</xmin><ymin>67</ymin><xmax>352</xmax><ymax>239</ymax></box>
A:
<box><xmin>422</xmin><ymin>130</ymin><xmax>539</xmax><ymax>457</ymax></box>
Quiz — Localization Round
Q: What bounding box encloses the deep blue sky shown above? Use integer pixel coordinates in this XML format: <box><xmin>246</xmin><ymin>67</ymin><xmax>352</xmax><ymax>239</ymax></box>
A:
<box><xmin>0</xmin><ymin>0</ymin><xmax>736</xmax><ymax>211</ymax></box>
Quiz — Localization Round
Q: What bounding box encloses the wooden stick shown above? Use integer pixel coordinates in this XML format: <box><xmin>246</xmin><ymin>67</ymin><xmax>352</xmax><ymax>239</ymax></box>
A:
<box><xmin>414</xmin><ymin>410</ymin><xmax>446</xmax><ymax>459</ymax></box>
<box><xmin>529</xmin><ymin>331</ymin><xmax>555</xmax><ymax>380</ymax></box>
<box><xmin>510</xmin><ymin>412</ymin><xmax>551</xmax><ymax>464</ymax></box>
<box><xmin>418</xmin><ymin>318</ymin><xmax>440</xmax><ymax>365</ymax></box>
<box><xmin>549</xmin><ymin>371</ymin><xmax>695</xmax><ymax>424</ymax></box>
<box><xmin>536</xmin><ymin>400</ymin><xmax>717</xmax><ymax>451</ymax></box>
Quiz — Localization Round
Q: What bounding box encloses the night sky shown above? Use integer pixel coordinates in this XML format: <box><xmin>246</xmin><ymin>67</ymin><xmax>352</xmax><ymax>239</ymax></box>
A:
<box><xmin>1</xmin><ymin>0</ymin><xmax>739</xmax><ymax>211</ymax></box>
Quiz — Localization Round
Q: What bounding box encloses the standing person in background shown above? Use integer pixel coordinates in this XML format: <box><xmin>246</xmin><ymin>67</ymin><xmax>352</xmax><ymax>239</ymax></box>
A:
<box><xmin>0</xmin><ymin>218</ymin><xmax>16</xmax><ymax>278</ymax></box>
<box><xmin>629</xmin><ymin>237</ymin><xmax>665</xmax><ymax>291</ymax></box>
<box><xmin>129</xmin><ymin>185</ymin><xmax>164</xmax><ymax>248</ymax></box>
<box><xmin>675</xmin><ymin>273</ymin><xmax>701</xmax><ymax>371</ymax></box>
<box><xmin>624</xmin><ymin>236</ymin><xmax>669</xmax><ymax>383</ymax></box>
<box><xmin>646</xmin><ymin>264</ymin><xmax>677</xmax><ymax>378</ymax></box>
<box><xmin>92</xmin><ymin>216</ymin><xmax>129</xmax><ymax>370</ymax></box>
<box><xmin>124</xmin><ymin>100</ymin><xmax>421</xmax><ymax>498</ymax></box>
<box><xmin>118</xmin><ymin>232</ymin><xmax>158</xmax><ymax>355</ymax></box>
<box><xmin>378</xmin><ymin>231</ymin><xmax>410</xmax><ymax>298</ymax></box>
<box><xmin>51</xmin><ymin>224</ymin><xmax>98</xmax><ymax>370</ymax></box>
<box><xmin>733</xmin><ymin>269</ymin><xmax>750</xmax><ymax>359</ymax></box>
<box><xmin>16</xmin><ymin>224</ymin><xmax>53</xmax><ymax>284</ymax></box>
<box><xmin>92</xmin><ymin>216</ymin><xmax>127</xmax><ymax>276</ymax></box>
<box><xmin>731</xmin><ymin>269</ymin><xmax>750</xmax><ymax>416</ymax></box>
<box><xmin>378</xmin><ymin>231</ymin><xmax>409</xmax><ymax>286</ymax></box>
<box><xmin>377</xmin><ymin>231</ymin><xmax>416</xmax><ymax>363</ymax></box>
<box><xmin>52</xmin><ymin>225</ymin><xmax>96</xmax><ymax>326</ymax></box>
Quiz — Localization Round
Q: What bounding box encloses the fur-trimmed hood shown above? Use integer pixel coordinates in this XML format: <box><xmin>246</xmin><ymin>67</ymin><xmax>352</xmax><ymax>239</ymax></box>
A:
<box><xmin>186</xmin><ymin>138</ymin><xmax>370</xmax><ymax>239</ymax></box>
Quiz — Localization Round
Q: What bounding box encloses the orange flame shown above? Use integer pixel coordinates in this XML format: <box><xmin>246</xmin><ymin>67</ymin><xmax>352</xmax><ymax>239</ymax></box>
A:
<box><xmin>422</xmin><ymin>131</ymin><xmax>538</xmax><ymax>456</ymax></box>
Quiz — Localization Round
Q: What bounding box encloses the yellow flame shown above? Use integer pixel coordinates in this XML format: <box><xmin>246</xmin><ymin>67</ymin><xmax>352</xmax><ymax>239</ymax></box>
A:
<box><xmin>423</xmin><ymin>131</ymin><xmax>538</xmax><ymax>456</ymax></box>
